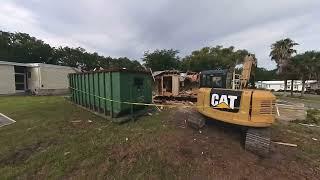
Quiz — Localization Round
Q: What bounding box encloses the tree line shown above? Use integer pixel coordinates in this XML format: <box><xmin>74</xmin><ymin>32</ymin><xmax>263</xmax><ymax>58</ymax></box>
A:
<box><xmin>1</xmin><ymin>30</ymin><xmax>259</xmax><ymax>73</ymax></box>
<box><xmin>2</xmin><ymin>30</ymin><xmax>310</xmax><ymax>85</ymax></box>
<box><xmin>142</xmin><ymin>46</ymin><xmax>252</xmax><ymax>72</ymax></box>
<box><xmin>270</xmin><ymin>38</ymin><xmax>320</xmax><ymax>96</ymax></box>
<box><xmin>0</xmin><ymin>31</ymin><xmax>143</xmax><ymax>71</ymax></box>
<box><xmin>142</xmin><ymin>47</ymin><xmax>277</xmax><ymax>81</ymax></box>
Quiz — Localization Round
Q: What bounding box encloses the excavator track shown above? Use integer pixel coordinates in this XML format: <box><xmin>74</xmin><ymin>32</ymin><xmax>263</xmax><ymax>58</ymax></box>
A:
<box><xmin>245</xmin><ymin>128</ymin><xmax>271</xmax><ymax>157</ymax></box>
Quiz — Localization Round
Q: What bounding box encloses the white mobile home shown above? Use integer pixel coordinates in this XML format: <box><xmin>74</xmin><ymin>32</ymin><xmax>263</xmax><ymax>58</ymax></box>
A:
<box><xmin>0</xmin><ymin>61</ymin><xmax>77</xmax><ymax>95</ymax></box>
<box><xmin>309</xmin><ymin>81</ymin><xmax>320</xmax><ymax>90</ymax></box>
<box><xmin>255</xmin><ymin>80</ymin><xmax>316</xmax><ymax>92</ymax></box>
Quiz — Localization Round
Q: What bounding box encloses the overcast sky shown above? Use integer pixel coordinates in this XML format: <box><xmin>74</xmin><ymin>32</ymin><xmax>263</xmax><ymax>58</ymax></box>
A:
<box><xmin>1</xmin><ymin>0</ymin><xmax>319</xmax><ymax>69</ymax></box>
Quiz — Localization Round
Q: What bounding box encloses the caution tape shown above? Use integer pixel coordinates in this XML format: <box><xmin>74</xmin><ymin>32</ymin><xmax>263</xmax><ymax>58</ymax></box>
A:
<box><xmin>69</xmin><ymin>86</ymin><xmax>309</xmax><ymax>111</ymax></box>
<box><xmin>69</xmin><ymin>87</ymin><xmax>187</xmax><ymax>108</ymax></box>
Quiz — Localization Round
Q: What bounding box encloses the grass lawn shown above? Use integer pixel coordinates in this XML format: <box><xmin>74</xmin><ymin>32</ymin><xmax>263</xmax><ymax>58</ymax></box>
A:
<box><xmin>0</xmin><ymin>96</ymin><xmax>172</xmax><ymax>179</ymax></box>
<box><xmin>1</xmin><ymin>96</ymin><xmax>320</xmax><ymax>179</ymax></box>
<box><xmin>274</xmin><ymin>92</ymin><xmax>320</xmax><ymax>109</ymax></box>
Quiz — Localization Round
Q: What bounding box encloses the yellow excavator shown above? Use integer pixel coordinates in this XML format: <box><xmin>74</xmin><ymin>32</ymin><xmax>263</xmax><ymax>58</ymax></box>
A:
<box><xmin>189</xmin><ymin>55</ymin><xmax>276</xmax><ymax>155</ymax></box>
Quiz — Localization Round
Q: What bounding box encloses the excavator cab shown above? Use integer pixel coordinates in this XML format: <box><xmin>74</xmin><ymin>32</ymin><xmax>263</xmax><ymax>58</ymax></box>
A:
<box><xmin>200</xmin><ymin>69</ymin><xmax>231</xmax><ymax>89</ymax></box>
<box><xmin>199</xmin><ymin>69</ymin><xmax>229</xmax><ymax>88</ymax></box>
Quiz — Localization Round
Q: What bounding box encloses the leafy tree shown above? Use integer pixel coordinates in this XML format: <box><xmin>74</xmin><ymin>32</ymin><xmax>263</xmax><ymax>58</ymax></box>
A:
<box><xmin>291</xmin><ymin>51</ymin><xmax>320</xmax><ymax>96</ymax></box>
<box><xmin>255</xmin><ymin>67</ymin><xmax>278</xmax><ymax>81</ymax></box>
<box><xmin>181</xmin><ymin>46</ymin><xmax>250</xmax><ymax>72</ymax></box>
<box><xmin>0</xmin><ymin>30</ymin><xmax>143</xmax><ymax>71</ymax></box>
<box><xmin>270</xmin><ymin>38</ymin><xmax>298</xmax><ymax>95</ymax></box>
<box><xmin>0</xmin><ymin>31</ymin><xmax>13</xmax><ymax>58</ymax></box>
<box><xmin>111</xmin><ymin>57</ymin><xmax>144</xmax><ymax>71</ymax></box>
<box><xmin>54</xmin><ymin>47</ymin><xmax>86</xmax><ymax>68</ymax></box>
<box><xmin>0</xmin><ymin>31</ymin><xmax>54</xmax><ymax>64</ymax></box>
<box><xmin>142</xmin><ymin>49</ymin><xmax>180</xmax><ymax>71</ymax></box>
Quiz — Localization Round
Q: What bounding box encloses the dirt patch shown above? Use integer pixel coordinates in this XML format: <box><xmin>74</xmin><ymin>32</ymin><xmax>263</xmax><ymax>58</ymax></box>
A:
<box><xmin>174</xmin><ymin>108</ymin><xmax>320</xmax><ymax>179</ymax></box>
<box><xmin>67</xmin><ymin>107</ymin><xmax>320</xmax><ymax>179</ymax></box>
<box><xmin>140</xmin><ymin>107</ymin><xmax>320</xmax><ymax>179</ymax></box>
<box><xmin>176</xmin><ymin>108</ymin><xmax>320</xmax><ymax>179</ymax></box>
<box><xmin>0</xmin><ymin>140</ymin><xmax>58</xmax><ymax>166</ymax></box>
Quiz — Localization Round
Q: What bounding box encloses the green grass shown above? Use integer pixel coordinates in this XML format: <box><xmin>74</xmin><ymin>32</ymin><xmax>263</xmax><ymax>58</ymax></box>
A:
<box><xmin>283</xmin><ymin>95</ymin><xmax>320</xmax><ymax>102</ymax></box>
<box><xmin>0</xmin><ymin>96</ymin><xmax>171</xmax><ymax>179</ymax></box>
<box><xmin>272</xmin><ymin>121</ymin><xmax>320</xmax><ymax>168</ymax></box>
<box><xmin>306</xmin><ymin>109</ymin><xmax>320</xmax><ymax>124</ymax></box>
<box><xmin>286</xmin><ymin>109</ymin><xmax>320</xmax><ymax>126</ymax></box>
<box><xmin>1</xmin><ymin>96</ymin><xmax>320</xmax><ymax>179</ymax></box>
<box><xmin>275</xmin><ymin>93</ymin><xmax>320</xmax><ymax>109</ymax></box>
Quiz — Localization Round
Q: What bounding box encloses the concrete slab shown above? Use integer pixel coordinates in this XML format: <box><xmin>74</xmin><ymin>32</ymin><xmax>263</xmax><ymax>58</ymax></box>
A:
<box><xmin>0</xmin><ymin>113</ymin><xmax>16</xmax><ymax>127</ymax></box>
<box><xmin>276</xmin><ymin>100</ymin><xmax>307</xmax><ymax>121</ymax></box>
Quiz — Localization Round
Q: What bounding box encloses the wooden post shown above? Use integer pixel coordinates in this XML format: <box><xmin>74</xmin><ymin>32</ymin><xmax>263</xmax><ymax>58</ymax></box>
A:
<box><xmin>290</xmin><ymin>80</ymin><xmax>294</xmax><ymax>97</ymax></box>
<box><xmin>301</xmin><ymin>78</ymin><xmax>306</xmax><ymax>97</ymax></box>
<box><xmin>283</xmin><ymin>79</ymin><xmax>287</xmax><ymax>96</ymax></box>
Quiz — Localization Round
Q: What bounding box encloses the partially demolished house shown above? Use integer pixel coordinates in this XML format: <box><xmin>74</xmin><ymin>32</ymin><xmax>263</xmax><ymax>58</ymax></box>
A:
<box><xmin>152</xmin><ymin>70</ymin><xmax>199</xmax><ymax>97</ymax></box>
<box><xmin>179</xmin><ymin>72</ymin><xmax>199</xmax><ymax>92</ymax></box>
<box><xmin>153</xmin><ymin>70</ymin><xmax>180</xmax><ymax>96</ymax></box>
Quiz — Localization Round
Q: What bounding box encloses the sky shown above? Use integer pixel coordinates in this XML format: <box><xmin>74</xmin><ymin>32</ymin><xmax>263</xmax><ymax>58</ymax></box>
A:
<box><xmin>0</xmin><ymin>0</ymin><xmax>319</xmax><ymax>69</ymax></box>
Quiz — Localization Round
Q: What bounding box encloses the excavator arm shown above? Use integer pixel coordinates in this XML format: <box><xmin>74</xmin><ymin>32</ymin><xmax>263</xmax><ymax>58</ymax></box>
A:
<box><xmin>239</xmin><ymin>55</ymin><xmax>257</xmax><ymax>89</ymax></box>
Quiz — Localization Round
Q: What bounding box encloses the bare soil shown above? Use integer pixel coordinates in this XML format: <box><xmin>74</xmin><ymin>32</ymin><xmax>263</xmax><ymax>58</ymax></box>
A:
<box><xmin>0</xmin><ymin>140</ymin><xmax>58</xmax><ymax>166</ymax></box>
<box><xmin>96</xmin><ymin>107</ymin><xmax>320</xmax><ymax>179</ymax></box>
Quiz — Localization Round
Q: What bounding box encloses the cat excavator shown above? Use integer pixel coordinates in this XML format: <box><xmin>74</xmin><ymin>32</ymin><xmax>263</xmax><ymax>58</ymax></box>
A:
<box><xmin>188</xmin><ymin>55</ymin><xmax>276</xmax><ymax>156</ymax></box>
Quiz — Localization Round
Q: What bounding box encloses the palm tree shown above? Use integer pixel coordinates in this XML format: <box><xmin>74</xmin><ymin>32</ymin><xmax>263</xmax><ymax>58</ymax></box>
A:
<box><xmin>270</xmin><ymin>38</ymin><xmax>298</xmax><ymax>96</ymax></box>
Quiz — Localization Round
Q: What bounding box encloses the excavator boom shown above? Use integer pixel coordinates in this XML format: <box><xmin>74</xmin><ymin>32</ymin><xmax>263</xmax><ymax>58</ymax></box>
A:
<box><xmin>240</xmin><ymin>55</ymin><xmax>257</xmax><ymax>89</ymax></box>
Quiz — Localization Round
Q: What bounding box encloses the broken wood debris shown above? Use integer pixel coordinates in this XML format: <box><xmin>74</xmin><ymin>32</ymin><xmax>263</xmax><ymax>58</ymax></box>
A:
<box><xmin>273</xmin><ymin>141</ymin><xmax>297</xmax><ymax>147</ymax></box>
<box><xmin>298</xmin><ymin>123</ymin><xmax>320</xmax><ymax>128</ymax></box>
<box><xmin>71</xmin><ymin>120</ymin><xmax>82</xmax><ymax>123</ymax></box>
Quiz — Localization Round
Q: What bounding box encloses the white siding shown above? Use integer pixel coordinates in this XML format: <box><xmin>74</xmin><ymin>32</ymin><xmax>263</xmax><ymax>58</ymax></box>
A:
<box><xmin>39</xmin><ymin>66</ymin><xmax>75</xmax><ymax>89</ymax></box>
<box><xmin>255</xmin><ymin>80</ymin><xmax>316</xmax><ymax>92</ymax></box>
<box><xmin>0</xmin><ymin>65</ymin><xmax>15</xmax><ymax>94</ymax></box>
<box><xmin>266</xmin><ymin>84</ymin><xmax>282</xmax><ymax>91</ymax></box>
<box><xmin>310</xmin><ymin>82</ymin><xmax>320</xmax><ymax>90</ymax></box>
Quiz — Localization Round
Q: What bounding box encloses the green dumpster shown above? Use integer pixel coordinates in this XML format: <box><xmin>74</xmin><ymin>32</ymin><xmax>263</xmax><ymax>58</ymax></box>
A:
<box><xmin>68</xmin><ymin>70</ymin><xmax>152</xmax><ymax>119</ymax></box>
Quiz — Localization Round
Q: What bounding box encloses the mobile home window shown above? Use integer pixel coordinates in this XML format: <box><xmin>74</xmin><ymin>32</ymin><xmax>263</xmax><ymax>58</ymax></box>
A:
<box><xmin>14</xmin><ymin>66</ymin><xmax>25</xmax><ymax>73</ymax></box>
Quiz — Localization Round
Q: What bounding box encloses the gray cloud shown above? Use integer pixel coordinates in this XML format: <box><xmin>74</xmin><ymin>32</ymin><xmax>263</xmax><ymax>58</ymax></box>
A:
<box><xmin>1</xmin><ymin>0</ymin><xmax>319</xmax><ymax>69</ymax></box>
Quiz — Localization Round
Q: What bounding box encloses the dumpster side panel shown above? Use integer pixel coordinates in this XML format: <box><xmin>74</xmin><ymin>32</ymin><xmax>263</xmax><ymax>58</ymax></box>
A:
<box><xmin>105</xmin><ymin>72</ymin><xmax>112</xmax><ymax>115</ymax></box>
<box><xmin>93</xmin><ymin>73</ymin><xmax>99</xmax><ymax>110</ymax></box>
<box><xmin>78</xmin><ymin>74</ymin><xmax>86</xmax><ymax>107</ymax></box>
<box><xmin>69</xmin><ymin>74</ymin><xmax>74</xmax><ymax>102</ymax></box>
<box><xmin>119</xmin><ymin>72</ymin><xmax>152</xmax><ymax>115</ymax></box>
<box><xmin>68</xmin><ymin>71</ymin><xmax>151</xmax><ymax>119</ymax></box>
<box><xmin>111</xmin><ymin>72</ymin><xmax>121</xmax><ymax>116</ymax></box>
<box><xmin>98</xmin><ymin>73</ymin><xmax>104</xmax><ymax>111</ymax></box>
<box><xmin>76</xmin><ymin>74</ymin><xmax>79</xmax><ymax>104</ymax></box>
<box><xmin>85</xmin><ymin>74</ymin><xmax>89</xmax><ymax>107</ymax></box>
<box><xmin>78</xmin><ymin>74</ymin><xmax>81</xmax><ymax>104</ymax></box>
<box><xmin>89</xmin><ymin>73</ymin><xmax>94</xmax><ymax>109</ymax></box>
